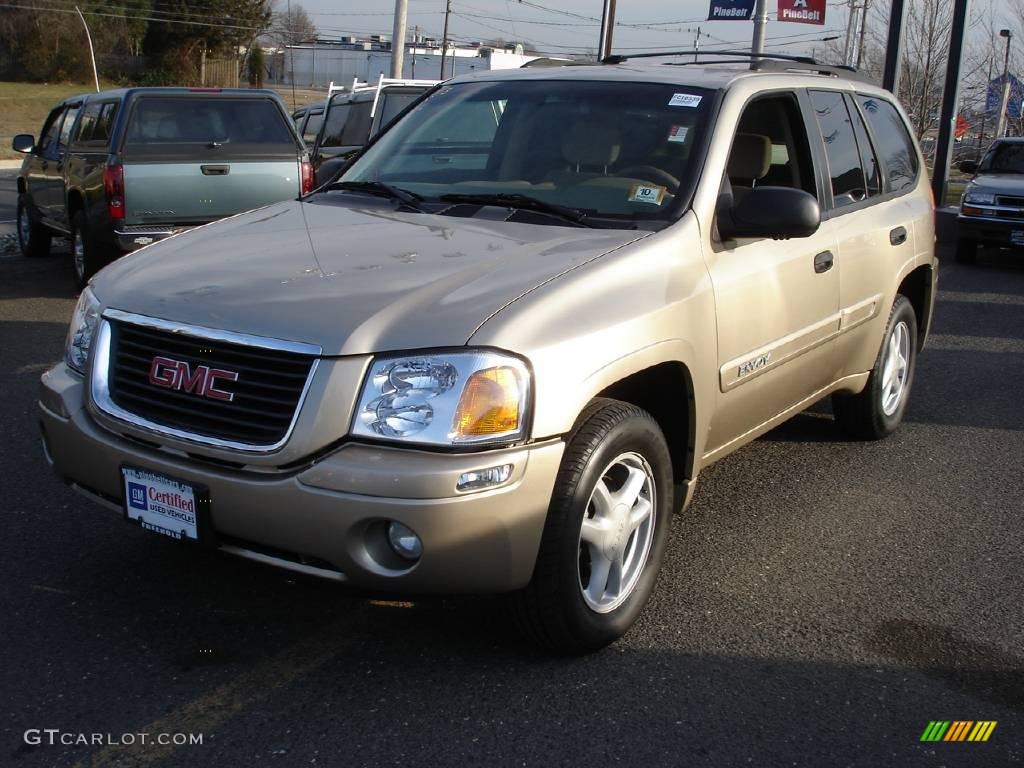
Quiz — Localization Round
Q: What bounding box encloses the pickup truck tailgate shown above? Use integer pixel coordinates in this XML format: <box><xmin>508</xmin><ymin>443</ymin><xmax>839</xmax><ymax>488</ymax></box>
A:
<box><xmin>123</xmin><ymin>160</ymin><xmax>300</xmax><ymax>225</ymax></box>
<box><xmin>120</xmin><ymin>94</ymin><xmax>303</xmax><ymax>227</ymax></box>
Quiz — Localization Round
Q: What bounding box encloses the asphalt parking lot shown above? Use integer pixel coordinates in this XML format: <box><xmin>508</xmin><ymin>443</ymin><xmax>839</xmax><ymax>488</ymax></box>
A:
<box><xmin>1</xmin><ymin>166</ymin><xmax>1022</xmax><ymax>767</ymax></box>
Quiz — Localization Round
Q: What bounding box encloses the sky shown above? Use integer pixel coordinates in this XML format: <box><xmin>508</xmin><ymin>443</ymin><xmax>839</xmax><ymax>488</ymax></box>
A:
<box><xmin>294</xmin><ymin>0</ymin><xmax>862</xmax><ymax>58</ymax></box>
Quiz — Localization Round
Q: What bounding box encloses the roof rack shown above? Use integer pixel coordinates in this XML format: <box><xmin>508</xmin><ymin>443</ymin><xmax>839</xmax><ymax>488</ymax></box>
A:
<box><xmin>601</xmin><ymin>49</ymin><xmax>867</xmax><ymax>81</ymax></box>
<box><xmin>326</xmin><ymin>74</ymin><xmax>440</xmax><ymax>118</ymax></box>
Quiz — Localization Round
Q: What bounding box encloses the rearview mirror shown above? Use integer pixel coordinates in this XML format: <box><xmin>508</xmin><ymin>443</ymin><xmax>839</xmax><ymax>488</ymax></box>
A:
<box><xmin>11</xmin><ymin>134</ymin><xmax>34</xmax><ymax>154</ymax></box>
<box><xmin>718</xmin><ymin>186</ymin><xmax>820</xmax><ymax>240</ymax></box>
<box><xmin>958</xmin><ymin>160</ymin><xmax>979</xmax><ymax>175</ymax></box>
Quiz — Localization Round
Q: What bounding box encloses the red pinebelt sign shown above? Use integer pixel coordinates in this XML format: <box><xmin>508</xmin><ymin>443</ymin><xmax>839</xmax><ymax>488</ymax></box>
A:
<box><xmin>777</xmin><ymin>0</ymin><xmax>826</xmax><ymax>24</ymax></box>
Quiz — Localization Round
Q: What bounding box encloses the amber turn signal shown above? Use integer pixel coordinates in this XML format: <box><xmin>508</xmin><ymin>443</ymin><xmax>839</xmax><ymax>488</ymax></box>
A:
<box><xmin>452</xmin><ymin>366</ymin><xmax>522</xmax><ymax>438</ymax></box>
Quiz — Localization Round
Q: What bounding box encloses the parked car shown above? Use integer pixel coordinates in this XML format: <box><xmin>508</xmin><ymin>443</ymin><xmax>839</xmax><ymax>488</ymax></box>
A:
<box><xmin>291</xmin><ymin>101</ymin><xmax>324</xmax><ymax>146</ymax></box>
<box><xmin>13</xmin><ymin>87</ymin><xmax>313</xmax><ymax>284</ymax></box>
<box><xmin>311</xmin><ymin>76</ymin><xmax>437</xmax><ymax>186</ymax></box>
<box><xmin>956</xmin><ymin>137</ymin><xmax>1024</xmax><ymax>263</ymax></box>
<box><xmin>40</xmin><ymin>54</ymin><xmax>937</xmax><ymax>654</ymax></box>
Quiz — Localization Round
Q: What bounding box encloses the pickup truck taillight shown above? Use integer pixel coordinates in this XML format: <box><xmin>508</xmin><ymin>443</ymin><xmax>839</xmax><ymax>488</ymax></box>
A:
<box><xmin>103</xmin><ymin>163</ymin><xmax>125</xmax><ymax>220</ymax></box>
<box><xmin>300</xmin><ymin>160</ymin><xmax>314</xmax><ymax>195</ymax></box>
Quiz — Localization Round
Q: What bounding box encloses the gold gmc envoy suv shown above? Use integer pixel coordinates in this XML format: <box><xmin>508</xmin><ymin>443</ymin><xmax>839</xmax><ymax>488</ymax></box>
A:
<box><xmin>39</xmin><ymin>54</ymin><xmax>937</xmax><ymax>653</ymax></box>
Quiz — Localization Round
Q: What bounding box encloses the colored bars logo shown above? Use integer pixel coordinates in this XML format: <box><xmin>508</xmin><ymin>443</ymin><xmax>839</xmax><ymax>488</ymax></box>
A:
<box><xmin>921</xmin><ymin>721</ymin><xmax>997</xmax><ymax>742</ymax></box>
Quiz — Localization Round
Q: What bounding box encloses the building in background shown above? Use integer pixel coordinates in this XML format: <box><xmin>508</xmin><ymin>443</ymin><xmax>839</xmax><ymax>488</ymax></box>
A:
<box><xmin>269</xmin><ymin>33</ymin><xmax>537</xmax><ymax>87</ymax></box>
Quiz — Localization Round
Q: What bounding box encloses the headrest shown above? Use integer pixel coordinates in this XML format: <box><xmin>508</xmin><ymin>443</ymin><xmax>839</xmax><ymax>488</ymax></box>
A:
<box><xmin>562</xmin><ymin>120</ymin><xmax>621</xmax><ymax>167</ymax></box>
<box><xmin>727</xmin><ymin>133</ymin><xmax>772</xmax><ymax>180</ymax></box>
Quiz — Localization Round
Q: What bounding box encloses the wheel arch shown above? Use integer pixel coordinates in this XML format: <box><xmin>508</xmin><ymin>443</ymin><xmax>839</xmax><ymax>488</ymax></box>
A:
<box><xmin>896</xmin><ymin>262</ymin><xmax>936</xmax><ymax>350</ymax></box>
<box><xmin>595</xmin><ymin>360</ymin><xmax>696</xmax><ymax>494</ymax></box>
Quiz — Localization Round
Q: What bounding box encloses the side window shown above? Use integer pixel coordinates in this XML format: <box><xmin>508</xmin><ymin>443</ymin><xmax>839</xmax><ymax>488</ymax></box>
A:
<box><xmin>302</xmin><ymin>111</ymin><xmax>323</xmax><ymax>145</ymax></box>
<box><xmin>57</xmin><ymin>104</ymin><xmax>81</xmax><ymax>152</ymax></box>
<box><xmin>377</xmin><ymin>92</ymin><xmax>421</xmax><ymax>131</ymax></box>
<box><xmin>728</xmin><ymin>92</ymin><xmax>817</xmax><ymax>197</ymax></box>
<box><xmin>846</xmin><ymin>95</ymin><xmax>881</xmax><ymax>197</ymax></box>
<box><xmin>858</xmin><ymin>96</ymin><xmax>919</xmax><ymax>193</ymax></box>
<box><xmin>37</xmin><ymin>107</ymin><xmax>65</xmax><ymax>156</ymax></box>
<box><xmin>320</xmin><ymin>103</ymin><xmax>351</xmax><ymax>148</ymax></box>
<box><xmin>93</xmin><ymin>102</ymin><xmax>119</xmax><ymax>145</ymax></box>
<box><xmin>339</xmin><ymin>101</ymin><xmax>373</xmax><ymax>146</ymax></box>
<box><xmin>810</xmin><ymin>90</ymin><xmax>866</xmax><ymax>208</ymax></box>
<box><xmin>75</xmin><ymin>101</ymin><xmax>102</xmax><ymax>144</ymax></box>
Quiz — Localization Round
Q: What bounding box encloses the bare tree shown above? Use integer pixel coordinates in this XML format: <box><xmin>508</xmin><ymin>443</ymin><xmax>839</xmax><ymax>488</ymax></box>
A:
<box><xmin>271</xmin><ymin>2</ymin><xmax>317</xmax><ymax>47</ymax></box>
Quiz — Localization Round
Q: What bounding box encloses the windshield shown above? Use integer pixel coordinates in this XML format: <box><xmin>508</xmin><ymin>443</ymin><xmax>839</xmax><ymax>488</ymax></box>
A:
<box><xmin>338</xmin><ymin>79</ymin><xmax>713</xmax><ymax>224</ymax></box>
<box><xmin>980</xmin><ymin>142</ymin><xmax>1024</xmax><ymax>173</ymax></box>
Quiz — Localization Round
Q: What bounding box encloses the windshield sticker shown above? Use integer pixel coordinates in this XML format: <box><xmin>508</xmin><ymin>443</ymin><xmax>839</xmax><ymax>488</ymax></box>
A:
<box><xmin>629</xmin><ymin>183</ymin><xmax>666</xmax><ymax>205</ymax></box>
<box><xmin>668</xmin><ymin>93</ymin><xmax>702</xmax><ymax>108</ymax></box>
<box><xmin>667</xmin><ymin>125</ymin><xmax>689</xmax><ymax>143</ymax></box>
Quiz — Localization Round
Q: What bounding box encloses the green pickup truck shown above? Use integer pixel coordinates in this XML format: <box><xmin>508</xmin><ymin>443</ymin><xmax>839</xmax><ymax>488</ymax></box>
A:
<box><xmin>13</xmin><ymin>87</ymin><xmax>312</xmax><ymax>285</ymax></box>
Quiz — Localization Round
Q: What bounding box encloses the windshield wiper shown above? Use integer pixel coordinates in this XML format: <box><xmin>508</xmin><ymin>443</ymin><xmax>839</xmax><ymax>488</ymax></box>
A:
<box><xmin>438</xmin><ymin>193</ymin><xmax>595</xmax><ymax>227</ymax></box>
<box><xmin>324</xmin><ymin>180</ymin><xmax>427</xmax><ymax>211</ymax></box>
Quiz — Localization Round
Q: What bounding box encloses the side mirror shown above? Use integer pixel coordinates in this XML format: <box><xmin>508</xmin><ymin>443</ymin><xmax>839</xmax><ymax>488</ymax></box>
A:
<box><xmin>11</xmin><ymin>134</ymin><xmax>34</xmax><ymax>154</ymax></box>
<box><xmin>958</xmin><ymin>160</ymin><xmax>979</xmax><ymax>175</ymax></box>
<box><xmin>718</xmin><ymin>186</ymin><xmax>821</xmax><ymax>240</ymax></box>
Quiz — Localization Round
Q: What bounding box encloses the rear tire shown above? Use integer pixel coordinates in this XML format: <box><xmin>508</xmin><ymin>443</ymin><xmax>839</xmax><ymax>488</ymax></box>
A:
<box><xmin>16</xmin><ymin>195</ymin><xmax>52</xmax><ymax>258</ymax></box>
<box><xmin>832</xmin><ymin>295</ymin><xmax>918</xmax><ymax>440</ymax></box>
<box><xmin>955</xmin><ymin>238</ymin><xmax>977</xmax><ymax>264</ymax></box>
<box><xmin>512</xmin><ymin>398</ymin><xmax>673</xmax><ymax>654</ymax></box>
<box><xmin>71</xmin><ymin>210</ymin><xmax>106</xmax><ymax>286</ymax></box>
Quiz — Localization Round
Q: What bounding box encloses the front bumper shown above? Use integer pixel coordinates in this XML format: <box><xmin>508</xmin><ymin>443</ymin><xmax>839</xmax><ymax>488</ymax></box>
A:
<box><xmin>957</xmin><ymin>214</ymin><xmax>1024</xmax><ymax>246</ymax></box>
<box><xmin>38</xmin><ymin>364</ymin><xmax>564</xmax><ymax>593</ymax></box>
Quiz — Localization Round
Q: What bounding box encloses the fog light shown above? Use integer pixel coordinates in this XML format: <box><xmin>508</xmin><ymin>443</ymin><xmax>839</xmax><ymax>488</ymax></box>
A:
<box><xmin>456</xmin><ymin>464</ymin><xmax>513</xmax><ymax>492</ymax></box>
<box><xmin>386</xmin><ymin>521</ymin><xmax>423</xmax><ymax>561</ymax></box>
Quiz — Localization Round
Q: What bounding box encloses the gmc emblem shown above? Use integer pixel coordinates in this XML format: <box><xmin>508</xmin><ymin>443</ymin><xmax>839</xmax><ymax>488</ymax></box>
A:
<box><xmin>148</xmin><ymin>356</ymin><xmax>239</xmax><ymax>402</ymax></box>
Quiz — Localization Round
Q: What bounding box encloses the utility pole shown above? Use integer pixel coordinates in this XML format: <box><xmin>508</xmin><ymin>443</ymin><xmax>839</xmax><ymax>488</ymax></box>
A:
<box><xmin>856</xmin><ymin>0</ymin><xmax>870</xmax><ymax>68</ymax></box>
<box><xmin>693</xmin><ymin>26</ymin><xmax>702</xmax><ymax>62</ymax></box>
<box><xmin>74</xmin><ymin>5</ymin><xmax>100</xmax><ymax>92</ymax></box>
<box><xmin>411</xmin><ymin>25</ymin><xmax>418</xmax><ymax>78</ymax></box>
<box><xmin>881</xmin><ymin>0</ymin><xmax>905</xmax><ymax>93</ymax></box>
<box><xmin>751</xmin><ymin>0</ymin><xmax>768</xmax><ymax>58</ymax></box>
<box><xmin>390</xmin><ymin>0</ymin><xmax>408</xmax><ymax>78</ymax></box>
<box><xmin>598</xmin><ymin>0</ymin><xmax>616</xmax><ymax>60</ymax></box>
<box><xmin>996</xmin><ymin>29</ymin><xmax>1014</xmax><ymax>138</ymax></box>
<box><xmin>440</xmin><ymin>0</ymin><xmax>452</xmax><ymax>78</ymax></box>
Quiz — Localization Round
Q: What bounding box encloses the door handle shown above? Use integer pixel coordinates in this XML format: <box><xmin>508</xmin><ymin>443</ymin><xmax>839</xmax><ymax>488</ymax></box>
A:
<box><xmin>201</xmin><ymin>164</ymin><xmax>230</xmax><ymax>176</ymax></box>
<box><xmin>890</xmin><ymin>226</ymin><xmax>908</xmax><ymax>246</ymax></box>
<box><xmin>814</xmin><ymin>250</ymin><xmax>834</xmax><ymax>274</ymax></box>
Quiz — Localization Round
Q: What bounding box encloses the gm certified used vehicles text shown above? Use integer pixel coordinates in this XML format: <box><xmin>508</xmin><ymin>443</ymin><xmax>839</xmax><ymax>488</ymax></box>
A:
<box><xmin>40</xmin><ymin>53</ymin><xmax>937</xmax><ymax>653</ymax></box>
<box><xmin>13</xmin><ymin>87</ymin><xmax>313</xmax><ymax>284</ymax></box>
<box><xmin>957</xmin><ymin>137</ymin><xmax>1024</xmax><ymax>263</ymax></box>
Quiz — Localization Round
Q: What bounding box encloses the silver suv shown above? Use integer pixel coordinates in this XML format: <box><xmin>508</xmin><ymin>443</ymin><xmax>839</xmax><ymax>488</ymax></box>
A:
<box><xmin>40</xmin><ymin>53</ymin><xmax>937</xmax><ymax>653</ymax></box>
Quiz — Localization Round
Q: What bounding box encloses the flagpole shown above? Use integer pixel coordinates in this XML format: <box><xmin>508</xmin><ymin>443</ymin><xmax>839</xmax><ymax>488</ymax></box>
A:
<box><xmin>751</xmin><ymin>0</ymin><xmax>768</xmax><ymax>57</ymax></box>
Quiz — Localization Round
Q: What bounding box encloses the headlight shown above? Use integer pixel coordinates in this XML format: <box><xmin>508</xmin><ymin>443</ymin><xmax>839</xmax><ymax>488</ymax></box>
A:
<box><xmin>963</xmin><ymin>190</ymin><xmax>995</xmax><ymax>205</ymax></box>
<box><xmin>64</xmin><ymin>288</ymin><xmax>101</xmax><ymax>374</ymax></box>
<box><xmin>352</xmin><ymin>350</ymin><xmax>530</xmax><ymax>447</ymax></box>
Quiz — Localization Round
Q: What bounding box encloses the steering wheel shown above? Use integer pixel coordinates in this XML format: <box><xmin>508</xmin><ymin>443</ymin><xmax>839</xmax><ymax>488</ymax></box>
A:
<box><xmin>616</xmin><ymin>165</ymin><xmax>681</xmax><ymax>192</ymax></box>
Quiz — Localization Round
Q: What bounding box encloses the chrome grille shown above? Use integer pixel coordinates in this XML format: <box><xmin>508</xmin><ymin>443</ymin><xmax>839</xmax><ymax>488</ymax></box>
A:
<box><xmin>99</xmin><ymin>314</ymin><xmax>318</xmax><ymax>450</ymax></box>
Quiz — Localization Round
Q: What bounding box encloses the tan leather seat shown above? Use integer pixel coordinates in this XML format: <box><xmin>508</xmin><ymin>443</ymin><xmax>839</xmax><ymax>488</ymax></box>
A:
<box><xmin>727</xmin><ymin>132</ymin><xmax>772</xmax><ymax>203</ymax></box>
<box><xmin>546</xmin><ymin>119</ymin><xmax>621</xmax><ymax>186</ymax></box>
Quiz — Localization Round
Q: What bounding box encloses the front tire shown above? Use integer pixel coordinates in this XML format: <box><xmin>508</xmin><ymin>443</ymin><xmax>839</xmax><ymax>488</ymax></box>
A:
<box><xmin>16</xmin><ymin>195</ymin><xmax>51</xmax><ymax>258</ymax></box>
<box><xmin>832</xmin><ymin>295</ymin><xmax>918</xmax><ymax>440</ymax></box>
<box><xmin>513</xmin><ymin>398</ymin><xmax>673</xmax><ymax>654</ymax></box>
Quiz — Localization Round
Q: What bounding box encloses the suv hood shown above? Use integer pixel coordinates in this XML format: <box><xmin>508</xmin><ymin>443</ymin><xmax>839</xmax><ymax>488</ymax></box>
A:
<box><xmin>968</xmin><ymin>173</ymin><xmax>1024</xmax><ymax>193</ymax></box>
<box><xmin>92</xmin><ymin>197</ymin><xmax>647</xmax><ymax>356</ymax></box>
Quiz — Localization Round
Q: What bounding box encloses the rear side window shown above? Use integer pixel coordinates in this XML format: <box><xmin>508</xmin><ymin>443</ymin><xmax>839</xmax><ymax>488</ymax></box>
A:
<box><xmin>74</xmin><ymin>100</ymin><xmax>119</xmax><ymax>147</ymax></box>
<box><xmin>340</xmin><ymin>102</ymin><xmax>373</xmax><ymax>145</ymax></box>
<box><xmin>847</xmin><ymin>96</ymin><xmax>881</xmax><ymax>197</ymax></box>
<box><xmin>810</xmin><ymin>90</ymin><xmax>867</xmax><ymax>208</ymax></box>
<box><xmin>302</xmin><ymin>111</ymin><xmax>322</xmax><ymax>145</ymax></box>
<box><xmin>377</xmin><ymin>92</ymin><xmax>421</xmax><ymax>131</ymax></box>
<box><xmin>320</xmin><ymin>103</ymin><xmax>351</xmax><ymax>147</ymax></box>
<box><xmin>123</xmin><ymin>97</ymin><xmax>297</xmax><ymax>160</ymax></box>
<box><xmin>857</xmin><ymin>96</ymin><xmax>919</xmax><ymax>193</ymax></box>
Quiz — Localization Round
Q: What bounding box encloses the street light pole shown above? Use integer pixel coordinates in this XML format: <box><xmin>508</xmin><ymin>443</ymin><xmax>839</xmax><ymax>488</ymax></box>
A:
<box><xmin>439</xmin><ymin>0</ymin><xmax>452</xmax><ymax>78</ymax></box>
<box><xmin>751</xmin><ymin>0</ymin><xmax>768</xmax><ymax>57</ymax></box>
<box><xmin>598</xmin><ymin>0</ymin><xmax>617</xmax><ymax>60</ymax></box>
<box><xmin>390</xmin><ymin>0</ymin><xmax>408</xmax><ymax>78</ymax></box>
<box><xmin>995</xmin><ymin>29</ymin><xmax>1014</xmax><ymax>138</ymax></box>
<box><xmin>74</xmin><ymin>5</ymin><xmax>100</xmax><ymax>93</ymax></box>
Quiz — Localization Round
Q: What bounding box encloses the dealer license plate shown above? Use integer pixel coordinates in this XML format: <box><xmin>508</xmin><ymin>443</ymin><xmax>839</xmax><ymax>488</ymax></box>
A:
<box><xmin>122</xmin><ymin>466</ymin><xmax>202</xmax><ymax>541</ymax></box>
